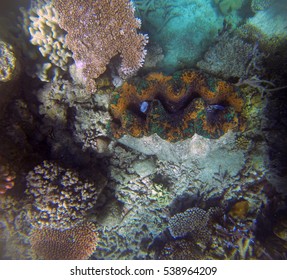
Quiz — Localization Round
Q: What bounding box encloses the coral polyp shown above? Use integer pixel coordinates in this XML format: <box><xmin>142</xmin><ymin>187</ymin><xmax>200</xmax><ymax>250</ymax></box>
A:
<box><xmin>110</xmin><ymin>70</ymin><xmax>245</xmax><ymax>142</ymax></box>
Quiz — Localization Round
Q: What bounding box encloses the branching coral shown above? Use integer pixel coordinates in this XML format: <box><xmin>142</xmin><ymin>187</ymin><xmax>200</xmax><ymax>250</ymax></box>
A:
<box><xmin>110</xmin><ymin>70</ymin><xmax>245</xmax><ymax>142</ymax></box>
<box><xmin>30</xmin><ymin>222</ymin><xmax>98</xmax><ymax>259</ymax></box>
<box><xmin>25</xmin><ymin>160</ymin><xmax>106</xmax><ymax>229</ymax></box>
<box><xmin>53</xmin><ymin>0</ymin><xmax>148</xmax><ymax>92</ymax></box>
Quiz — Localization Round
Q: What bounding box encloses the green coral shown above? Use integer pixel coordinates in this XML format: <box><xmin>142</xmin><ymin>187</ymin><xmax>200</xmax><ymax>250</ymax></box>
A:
<box><xmin>214</xmin><ymin>0</ymin><xmax>243</xmax><ymax>15</ymax></box>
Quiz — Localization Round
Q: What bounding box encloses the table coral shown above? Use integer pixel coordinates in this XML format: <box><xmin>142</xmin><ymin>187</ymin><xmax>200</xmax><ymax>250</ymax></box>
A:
<box><xmin>53</xmin><ymin>0</ymin><xmax>148</xmax><ymax>92</ymax></box>
<box><xmin>30</xmin><ymin>222</ymin><xmax>98</xmax><ymax>259</ymax></box>
<box><xmin>110</xmin><ymin>70</ymin><xmax>245</xmax><ymax>142</ymax></box>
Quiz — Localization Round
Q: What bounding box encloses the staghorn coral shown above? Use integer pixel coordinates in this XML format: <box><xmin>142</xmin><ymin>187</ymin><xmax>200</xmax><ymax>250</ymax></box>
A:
<box><xmin>25</xmin><ymin>160</ymin><xmax>106</xmax><ymax>229</ymax></box>
<box><xmin>110</xmin><ymin>70</ymin><xmax>245</xmax><ymax>142</ymax></box>
<box><xmin>30</xmin><ymin>222</ymin><xmax>98</xmax><ymax>259</ymax></box>
<box><xmin>53</xmin><ymin>0</ymin><xmax>148</xmax><ymax>92</ymax></box>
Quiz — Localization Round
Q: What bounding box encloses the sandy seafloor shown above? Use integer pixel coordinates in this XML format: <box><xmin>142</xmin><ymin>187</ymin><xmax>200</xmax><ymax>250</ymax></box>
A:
<box><xmin>0</xmin><ymin>0</ymin><xmax>287</xmax><ymax>260</ymax></box>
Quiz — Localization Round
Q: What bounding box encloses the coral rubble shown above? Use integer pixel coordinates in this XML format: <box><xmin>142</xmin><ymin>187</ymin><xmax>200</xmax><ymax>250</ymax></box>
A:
<box><xmin>110</xmin><ymin>70</ymin><xmax>245</xmax><ymax>142</ymax></box>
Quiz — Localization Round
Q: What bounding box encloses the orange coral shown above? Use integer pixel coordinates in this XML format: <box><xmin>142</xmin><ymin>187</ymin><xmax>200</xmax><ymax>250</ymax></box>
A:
<box><xmin>0</xmin><ymin>163</ymin><xmax>15</xmax><ymax>195</ymax></box>
<box><xmin>53</xmin><ymin>0</ymin><xmax>148</xmax><ymax>92</ymax></box>
<box><xmin>30</xmin><ymin>222</ymin><xmax>98</xmax><ymax>260</ymax></box>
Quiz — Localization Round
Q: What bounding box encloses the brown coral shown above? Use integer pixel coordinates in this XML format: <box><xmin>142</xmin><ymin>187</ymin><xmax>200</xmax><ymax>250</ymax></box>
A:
<box><xmin>25</xmin><ymin>160</ymin><xmax>106</xmax><ymax>229</ymax></box>
<box><xmin>30</xmin><ymin>222</ymin><xmax>98</xmax><ymax>259</ymax></box>
<box><xmin>53</xmin><ymin>0</ymin><xmax>148</xmax><ymax>92</ymax></box>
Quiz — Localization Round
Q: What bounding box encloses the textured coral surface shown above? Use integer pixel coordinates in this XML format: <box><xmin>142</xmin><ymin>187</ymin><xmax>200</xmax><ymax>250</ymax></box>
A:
<box><xmin>25</xmin><ymin>160</ymin><xmax>105</xmax><ymax>229</ymax></box>
<box><xmin>110</xmin><ymin>70</ymin><xmax>245</xmax><ymax>142</ymax></box>
<box><xmin>30</xmin><ymin>222</ymin><xmax>98</xmax><ymax>259</ymax></box>
<box><xmin>53</xmin><ymin>0</ymin><xmax>148</xmax><ymax>92</ymax></box>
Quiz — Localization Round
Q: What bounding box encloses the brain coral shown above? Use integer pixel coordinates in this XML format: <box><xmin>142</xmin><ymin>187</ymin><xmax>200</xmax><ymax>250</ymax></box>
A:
<box><xmin>110</xmin><ymin>70</ymin><xmax>245</xmax><ymax>142</ymax></box>
<box><xmin>25</xmin><ymin>160</ymin><xmax>106</xmax><ymax>229</ymax></box>
<box><xmin>30</xmin><ymin>222</ymin><xmax>98</xmax><ymax>259</ymax></box>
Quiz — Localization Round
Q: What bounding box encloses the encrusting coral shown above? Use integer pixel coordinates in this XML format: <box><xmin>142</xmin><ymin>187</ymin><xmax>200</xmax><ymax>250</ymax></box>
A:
<box><xmin>25</xmin><ymin>160</ymin><xmax>106</xmax><ymax>229</ymax></box>
<box><xmin>30</xmin><ymin>222</ymin><xmax>98</xmax><ymax>259</ymax></box>
<box><xmin>110</xmin><ymin>70</ymin><xmax>245</xmax><ymax>142</ymax></box>
<box><xmin>53</xmin><ymin>0</ymin><xmax>148</xmax><ymax>92</ymax></box>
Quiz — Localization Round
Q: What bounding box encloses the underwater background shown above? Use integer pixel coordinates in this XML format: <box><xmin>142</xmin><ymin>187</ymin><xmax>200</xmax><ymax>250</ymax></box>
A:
<box><xmin>0</xmin><ymin>0</ymin><xmax>287</xmax><ymax>260</ymax></box>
